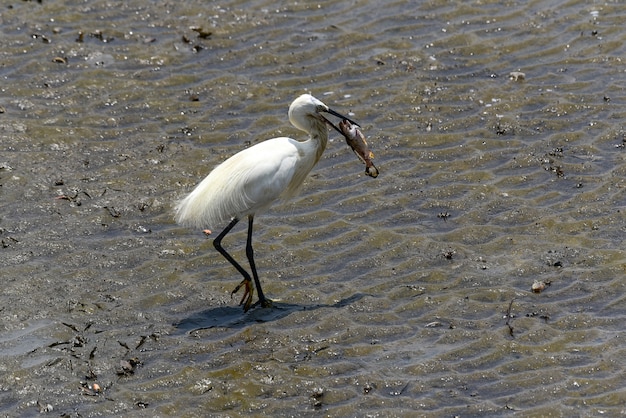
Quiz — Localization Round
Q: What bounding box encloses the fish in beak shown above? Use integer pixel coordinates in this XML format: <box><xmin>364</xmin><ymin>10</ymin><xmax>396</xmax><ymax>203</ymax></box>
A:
<box><xmin>318</xmin><ymin>104</ymin><xmax>379</xmax><ymax>178</ymax></box>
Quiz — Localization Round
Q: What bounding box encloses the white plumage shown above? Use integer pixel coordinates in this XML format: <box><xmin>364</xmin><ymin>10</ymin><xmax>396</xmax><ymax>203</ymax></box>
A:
<box><xmin>175</xmin><ymin>137</ymin><xmax>316</xmax><ymax>229</ymax></box>
<box><xmin>175</xmin><ymin>94</ymin><xmax>356</xmax><ymax>311</ymax></box>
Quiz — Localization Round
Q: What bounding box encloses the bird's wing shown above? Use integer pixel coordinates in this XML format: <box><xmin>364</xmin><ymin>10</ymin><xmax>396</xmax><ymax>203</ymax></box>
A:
<box><xmin>174</xmin><ymin>137</ymin><xmax>306</xmax><ymax>229</ymax></box>
<box><xmin>238</xmin><ymin>138</ymin><xmax>301</xmax><ymax>212</ymax></box>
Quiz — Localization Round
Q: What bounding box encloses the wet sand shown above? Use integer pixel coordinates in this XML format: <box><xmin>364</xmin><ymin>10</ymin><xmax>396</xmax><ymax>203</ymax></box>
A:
<box><xmin>1</xmin><ymin>0</ymin><xmax>625</xmax><ymax>416</ymax></box>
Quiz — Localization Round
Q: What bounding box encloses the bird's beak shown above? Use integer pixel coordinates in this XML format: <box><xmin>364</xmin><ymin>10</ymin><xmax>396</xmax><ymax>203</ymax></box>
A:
<box><xmin>320</xmin><ymin>108</ymin><xmax>360</xmax><ymax>135</ymax></box>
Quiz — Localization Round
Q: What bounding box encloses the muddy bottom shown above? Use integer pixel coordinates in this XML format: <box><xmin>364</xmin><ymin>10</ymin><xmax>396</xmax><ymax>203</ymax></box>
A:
<box><xmin>2</xmin><ymin>0</ymin><xmax>626</xmax><ymax>416</ymax></box>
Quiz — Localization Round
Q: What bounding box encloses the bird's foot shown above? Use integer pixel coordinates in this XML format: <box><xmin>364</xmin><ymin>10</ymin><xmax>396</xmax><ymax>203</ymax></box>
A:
<box><xmin>257</xmin><ymin>298</ymin><xmax>273</xmax><ymax>309</ymax></box>
<box><xmin>231</xmin><ymin>279</ymin><xmax>254</xmax><ymax>312</ymax></box>
<box><xmin>246</xmin><ymin>297</ymin><xmax>273</xmax><ymax>311</ymax></box>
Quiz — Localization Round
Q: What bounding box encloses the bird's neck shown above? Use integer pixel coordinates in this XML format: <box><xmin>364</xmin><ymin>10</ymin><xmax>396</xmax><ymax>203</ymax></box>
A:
<box><xmin>309</xmin><ymin>119</ymin><xmax>329</xmax><ymax>164</ymax></box>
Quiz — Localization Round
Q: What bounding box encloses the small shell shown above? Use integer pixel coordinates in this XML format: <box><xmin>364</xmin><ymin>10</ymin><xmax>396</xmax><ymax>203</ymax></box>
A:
<box><xmin>509</xmin><ymin>71</ymin><xmax>525</xmax><ymax>81</ymax></box>
<box><xmin>531</xmin><ymin>280</ymin><xmax>546</xmax><ymax>293</ymax></box>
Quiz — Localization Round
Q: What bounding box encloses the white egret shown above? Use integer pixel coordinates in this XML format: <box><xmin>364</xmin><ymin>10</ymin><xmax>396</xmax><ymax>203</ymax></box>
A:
<box><xmin>175</xmin><ymin>94</ymin><xmax>360</xmax><ymax>311</ymax></box>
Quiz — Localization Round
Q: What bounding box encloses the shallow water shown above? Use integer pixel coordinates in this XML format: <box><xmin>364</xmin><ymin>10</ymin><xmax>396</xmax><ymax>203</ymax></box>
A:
<box><xmin>1</xmin><ymin>0</ymin><xmax>625</xmax><ymax>416</ymax></box>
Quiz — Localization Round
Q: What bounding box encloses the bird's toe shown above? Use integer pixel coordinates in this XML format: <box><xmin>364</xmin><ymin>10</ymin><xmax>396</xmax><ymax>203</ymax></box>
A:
<box><xmin>231</xmin><ymin>279</ymin><xmax>254</xmax><ymax>310</ymax></box>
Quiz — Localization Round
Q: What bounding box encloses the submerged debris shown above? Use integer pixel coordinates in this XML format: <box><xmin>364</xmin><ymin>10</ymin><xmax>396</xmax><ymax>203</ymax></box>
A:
<box><xmin>311</xmin><ymin>387</ymin><xmax>324</xmax><ymax>409</ymax></box>
<box><xmin>117</xmin><ymin>357</ymin><xmax>141</xmax><ymax>376</ymax></box>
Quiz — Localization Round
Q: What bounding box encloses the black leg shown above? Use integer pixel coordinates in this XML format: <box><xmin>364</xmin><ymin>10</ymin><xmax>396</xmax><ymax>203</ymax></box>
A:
<box><xmin>246</xmin><ymin>215</ymin><xmax>268</xmax><ymax>305</ymax></box>
<box><xmin>212</xmin><ymin>217</ymin><xmax>271</xmax><ymax>310</ymax></box>
<box><xmin>213</xmin><ymin>218</ymin><xmax>256</xmax><ymax>310</ymax></box>
<box><xmin>213</xmin><ymin>218</ymin><xmax>251</xmax><ymax>282</ymax></box>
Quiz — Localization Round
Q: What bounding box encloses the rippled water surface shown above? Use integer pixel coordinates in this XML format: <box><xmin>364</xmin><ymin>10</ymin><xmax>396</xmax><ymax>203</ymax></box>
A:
<box><xmin>1</xmin><ymin>0</ymin><xmax>625</xmax><ymax>416</ymax></box>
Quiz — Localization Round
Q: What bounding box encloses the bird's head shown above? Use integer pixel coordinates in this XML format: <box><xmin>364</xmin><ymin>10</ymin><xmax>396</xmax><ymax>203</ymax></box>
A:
<box><xmin>288</xmin><ymin>94</ymin><xmax>359</xmax><ymax>135</ymax></box>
